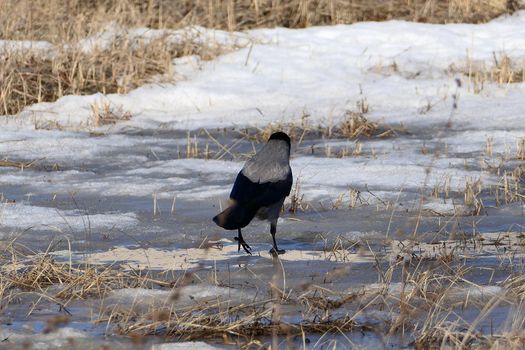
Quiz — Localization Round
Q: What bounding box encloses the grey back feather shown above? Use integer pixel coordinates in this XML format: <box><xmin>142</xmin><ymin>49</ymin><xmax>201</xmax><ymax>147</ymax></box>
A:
<box><xmin>241</xmin><ymin>139</ymin><xmax>291</xmax><ymax>183</ymax></box>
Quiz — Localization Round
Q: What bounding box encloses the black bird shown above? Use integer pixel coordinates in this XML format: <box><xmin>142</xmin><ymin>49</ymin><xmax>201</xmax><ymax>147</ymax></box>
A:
<box><xmin>213</xmin><ymin>132</ymin><xmax>293</xmax><ymax>255</ymax></box>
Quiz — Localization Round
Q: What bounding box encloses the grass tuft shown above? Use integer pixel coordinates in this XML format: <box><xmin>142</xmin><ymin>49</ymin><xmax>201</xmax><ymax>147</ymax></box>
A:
<box><xmin>0</xmin><ymin>35</ymin><xmax>223</xmax><ymax>115</ymax></box>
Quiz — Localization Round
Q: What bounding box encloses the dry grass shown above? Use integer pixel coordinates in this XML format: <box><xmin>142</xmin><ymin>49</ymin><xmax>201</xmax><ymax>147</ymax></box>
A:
<box><xmin>495</xmin><ymin>168</ymin><xmax>525</xmax><ymax>206</ymax></box>
<box><xmin>97</xmin><ymin>237</ymin><xmax>525</xmax><ymax>346</ymax></box>
<box><xmin>464</xmin><ymin>55</ymin><xmax>525</xmax><ymax>93</ymax></box>
<box><xmin>478</xmin><ymin>137</ymin><xmax>525</xmax><ymax>207</ymax></box>
<box><xmin>241</xmin><ymin>110</ymin><xmax>405</xmax><ymax>145</ymax></box>
<box><xmin>104</xmin><ymin>299</ymin><xmax>366</xmax><ymax>342</ymax></box>
<box><xmin>0</xmin><ymin>35</ymin><xmax>222</xmax><ymax>115</ymax></box>
<box><xmin>2</xmin><ymin>233</ymin><xmax>525</xmax><ymax>347</ymax></box>
<box><xmin>2</xmin><ymin>1</ymin><xmax>525</xmax><ymax>346</ymax></box>
<box><xmin>91</xmin><ymin>100</ymin><xmax>132</xmax><ymax>127</ymax></box>
<box><xmin>331</xmin><ymin>187</ymin><xmax>364</xmax><ymax>210</ymax></box>
<box><xmin>339</xmin><ymin>112</ymin><xmax>377</xmax><ymax>138</ymax></box>
<box><xmin>155</xmin><ymin>112</ymin><xmax>403</xmax><ymax>163</ymax></box>
<box><xmin>0</xmin><ymin>158</ymin><xmax>41</xmax><ymax>170</ymax></box>
<box><xmin>1</xmin><ymin>0</ymin><xmax>520</xmax><ymax>43</ymax></box>
<box><xmin>0</xmin><ymin>245</ymin><xmax>170</xmax><ymax>312</ymax></box>
<box><xmin>374</xmin><ymin>53</ymin><xmax>525</xmax><ymax>91</ymax></box>
<box><xmin>474</xmin><ymin>136</ymin><xmax>525</xmax><ymax>209</ymax></box>
<box><xmin>287</xmin><ymin>176</ymin><xmax>310</xmax><ymax>213</ymax></box>
<box><xmin>464</xmin><ymin>177</ymin><xmax>484</xmax><ymax>215</ymax></box>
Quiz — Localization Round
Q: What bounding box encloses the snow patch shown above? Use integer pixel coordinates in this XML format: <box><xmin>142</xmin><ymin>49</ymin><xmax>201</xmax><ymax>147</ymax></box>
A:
<box><xmin>0</xmin><ymin>203</ymin><xmax>137</xmax><ymax>232</ymax></box>
<box><xmin>7</xmin><ymin>11</ymin><xmax>525</xmax><ymax>130</ymax></box>
<box><xmin>150</xmin><ymin>342</ymin><xmax>224</xmax><ymax>350</ymax></box>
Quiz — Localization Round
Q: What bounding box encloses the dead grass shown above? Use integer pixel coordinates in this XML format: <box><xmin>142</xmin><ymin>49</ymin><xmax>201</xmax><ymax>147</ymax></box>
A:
<box><xmin>241</xmin><ymin>110</ymin><xmax>405</xmax><ymax>146</ymax></box>
<box><xmin>2</xmin><ymin>234</ymin><xmax>525</xmax><ymax>347</ymax></box>
<box><xmin>91</xmin><ymin>101</ymin><xmax>132</xmax><ymax>127</ymax></box>
<box><xmin>464</xmin><ymin>177</ymin><xmax>484</xmax><ymax>215</ymax></box>
<box><xmin>104</xmin><ymin>299</ymin><xmax>366</xmax><ymax>342</ymax></box>
<box><xmin>374</xmin><ymin>53</ymin><xmax>525</xmax><ymax>91</ymax></box>
<box><xmin>0</xmin><ymin>246</ymin><xmax>169</xmax><ymax>310</ymax></box>
<box><xmin>99</xmin><ymin>237</ymin><xmax>525</xmax><ymax>346</ymax></box>
<box><xmin>1</xmin><ymin>0</ymin><xmax>521</xmax><ymax>44</ymax></box>
<box><xmin>0</xmin><ymin>158</ymin><xmax>42</xmax><ymax>170</ymax></box>
<box><xmin>464</xmin><ymin>55</ymin><xmax>525</xmax><ymax>93</ymax></box>
<box><xmin>0</xmin><ymin>35</ymin><xmax>222</xmax><ymax>115</ymax></box>
<box><xmin>287</xmin><ymin>176</ymin><xmax>311</xmax><ymax>213</ymax></box>
<box><xmin>490</xmin><ymin>163</ymin><xmax>525</xmax><ymax>206</ymax></box>
<box><xmin>156</xmin><ymin>113</ymin><xmax>403</xmax><ymax>163</ymax></box>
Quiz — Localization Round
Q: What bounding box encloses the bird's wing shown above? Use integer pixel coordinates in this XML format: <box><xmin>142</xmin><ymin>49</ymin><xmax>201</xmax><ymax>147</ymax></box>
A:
<box><xmin>230</xmin><ymin>169</ymin><xmax>293</xmax><ymax>208</ymax></box>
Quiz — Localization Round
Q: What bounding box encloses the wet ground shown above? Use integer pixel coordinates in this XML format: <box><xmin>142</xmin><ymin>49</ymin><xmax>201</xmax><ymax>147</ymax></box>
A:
<box><xmin>1</xmin><ymin>127</ymin><xmax>525</xmax><ymax>349</ymax></box>
<box><xmin>0</xmin><ymin>127</ymin><xmax>522</xmax><ymax>249</ymax></box>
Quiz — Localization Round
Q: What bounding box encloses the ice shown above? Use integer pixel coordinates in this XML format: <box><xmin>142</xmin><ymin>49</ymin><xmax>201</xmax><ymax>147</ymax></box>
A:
<box><xmin>0</xmin><ymin>203</ymin><xmax>137</xmax><ymax>232</ymax></box>
<box><xmin>422</xmin><ymin>199</ymin><xmax>469</xmax><ymax>216</ymax></box>
<box><xmin>150</xmin><ymin>342</ymin><xmax>225</xmax><ymax>350</ymax></box>
<box><xmin>449</xmin><ymin>285</ymin><xmax>505</xmax><ymax>301</ymax></box>
<box><xmin>105</xmin><ymin>288</ymin><xmax>172</xmax><ymax>307</ymax></box>
<box><xmin>0</xmin><ymin>328</ymin><xmax>88</xmax><ymax>350</ymax></box>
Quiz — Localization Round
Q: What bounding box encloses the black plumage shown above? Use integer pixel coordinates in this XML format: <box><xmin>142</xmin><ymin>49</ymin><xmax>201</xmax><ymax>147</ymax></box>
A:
<box><xmin>213</xmin><ymin>131</ymin><xmax>293</xmax><ymax>255</ymax></box>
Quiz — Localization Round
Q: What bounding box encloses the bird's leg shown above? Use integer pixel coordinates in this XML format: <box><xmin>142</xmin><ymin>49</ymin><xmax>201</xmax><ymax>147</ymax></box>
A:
<box><xmin>235</xmin><ymin>228</ymin><xmax>252</xmax><ymax>255</ymax></box>
<box><xmin>269</xmin><ymin>221</ymin><xmax>285</xmax><ymax>256</ymax></box>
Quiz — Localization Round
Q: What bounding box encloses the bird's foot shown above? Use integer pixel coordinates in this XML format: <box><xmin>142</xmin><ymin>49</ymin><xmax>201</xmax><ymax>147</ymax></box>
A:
<box><xmin>234</xmin><ymin>236</ymin><xmax>252</xmax><ymax>255</ymax></box>
<box><xmin>269</xmin><ymin>247</ymin><xmax>286</xmax><ymax>256</ymax></box>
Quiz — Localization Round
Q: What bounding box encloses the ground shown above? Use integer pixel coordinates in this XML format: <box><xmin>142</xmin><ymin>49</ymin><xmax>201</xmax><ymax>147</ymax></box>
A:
<box><xmin>1</xmin><ymin>6</ymin><xmax>525</xmax><ymax>350</ymax></box>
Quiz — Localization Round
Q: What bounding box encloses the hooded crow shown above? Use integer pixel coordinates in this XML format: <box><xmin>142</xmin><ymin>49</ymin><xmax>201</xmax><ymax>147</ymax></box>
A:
<box><xmin>213</xmin><ymin>131</ymin><xmax>293</xmax><ymax>255</ymax></box>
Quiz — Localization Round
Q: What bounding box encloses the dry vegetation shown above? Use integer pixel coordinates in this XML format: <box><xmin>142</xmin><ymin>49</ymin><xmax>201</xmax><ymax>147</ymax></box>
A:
<box><xmin>0</xmin><ymin>248</ymin><xmax>169</xmax><ymax>306</ymax></box>
<box><xmin>0</xmin><ymin>32</ymin><xmax>224</xmax><ymax>115</ymax></box>
<box><xmin>160</xmin><ymin>103</ymin><xmax>404</xmax><ymax>162</ymax></box>
<box><xmin>2</xmin><ymin>234</ymin><xmax>525</xmax><ymax>348</ymax></box>
<box><xmin>1</xmin><ymin>0</ymin><xmax>521</xmax><ymax>42</ymax></box>
<box><xmin>241</xmin><ymin>111</ymin><xmax>403</xmax><ymax>144</ymax></box>
<box><xmin>1</xmin><ymin>0</ymin><xmax>523</xmax><ymax>116</ymax></box>
<box><xmin>91</xmin><ymin>100</ymin><xmax>132</xmax><ymax>127</ymax></box>
<box><xmin>464</xmin><ymin>55</ymin><xmax>525</xmax><ymax>93</ymax></box>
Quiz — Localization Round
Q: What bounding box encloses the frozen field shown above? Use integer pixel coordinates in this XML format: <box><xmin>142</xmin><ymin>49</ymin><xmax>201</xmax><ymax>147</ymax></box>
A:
<box><xmin>1</xmin><ymin>10</ymin><xmax>525</xmax><ymax>349</ymax></box>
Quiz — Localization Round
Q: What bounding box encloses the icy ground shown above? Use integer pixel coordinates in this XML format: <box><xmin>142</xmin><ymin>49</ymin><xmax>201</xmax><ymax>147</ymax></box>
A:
<box><xmin>1</xmin><ymin>11</ymin><xmax>525</xmax><ymax>349</ymax></box>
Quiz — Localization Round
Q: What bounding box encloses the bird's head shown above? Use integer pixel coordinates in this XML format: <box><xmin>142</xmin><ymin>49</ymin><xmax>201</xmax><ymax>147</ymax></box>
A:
<box><xmin>268</xmin><ymin>132</ymin><xmax>291</xmax><ymax>147</ymax></box>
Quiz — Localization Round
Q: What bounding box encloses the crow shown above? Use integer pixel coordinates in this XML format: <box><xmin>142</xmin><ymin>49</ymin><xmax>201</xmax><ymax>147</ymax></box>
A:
<box><xmin>213</xmin><ymin>131</ymin><xmax>293</xmax><ymax>255</ymax></box>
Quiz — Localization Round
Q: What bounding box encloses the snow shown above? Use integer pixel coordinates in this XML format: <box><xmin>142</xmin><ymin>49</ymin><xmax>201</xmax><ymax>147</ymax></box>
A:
<box><xmin>0</xmin><ymin>39</ymin><xmax>53</xmax><ymax>54</ymax></box>
<box><xmin>291</xmin><ymin>155</ymin><xmax>498</xmax><ymax>197</ymax></box>
<box><xmin>0</xmin><ymin>202</ymin><xmax>138</xmax><ymax>232</ymax></box>
<box><xmin>150</xmin><ymin>342</ymin><xmax>224</xmax><ymax>350</ymax></box>
<box><xmin>0</xmin><ymin>328</ymin><xmax>88</xmax><ymax>350</ymax></box>
<box><xmin>3</xmin><ymin>11</ymin><xmax>524</xmax><ymax>132</ymax></box>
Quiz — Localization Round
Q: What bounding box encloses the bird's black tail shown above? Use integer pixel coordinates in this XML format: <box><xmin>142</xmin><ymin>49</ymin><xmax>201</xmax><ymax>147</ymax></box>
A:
<box><xmin>213</xmin><ymin>202</ymin><xmax>257</xmax><ymax>230</ymax></box>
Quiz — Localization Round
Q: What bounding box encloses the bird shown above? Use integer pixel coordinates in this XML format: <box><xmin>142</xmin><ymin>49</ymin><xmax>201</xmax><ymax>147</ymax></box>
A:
<box><xmin>213</xmin><ymin>131</ymin><xmax>293</xmax><ymax>256</ymax></box>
